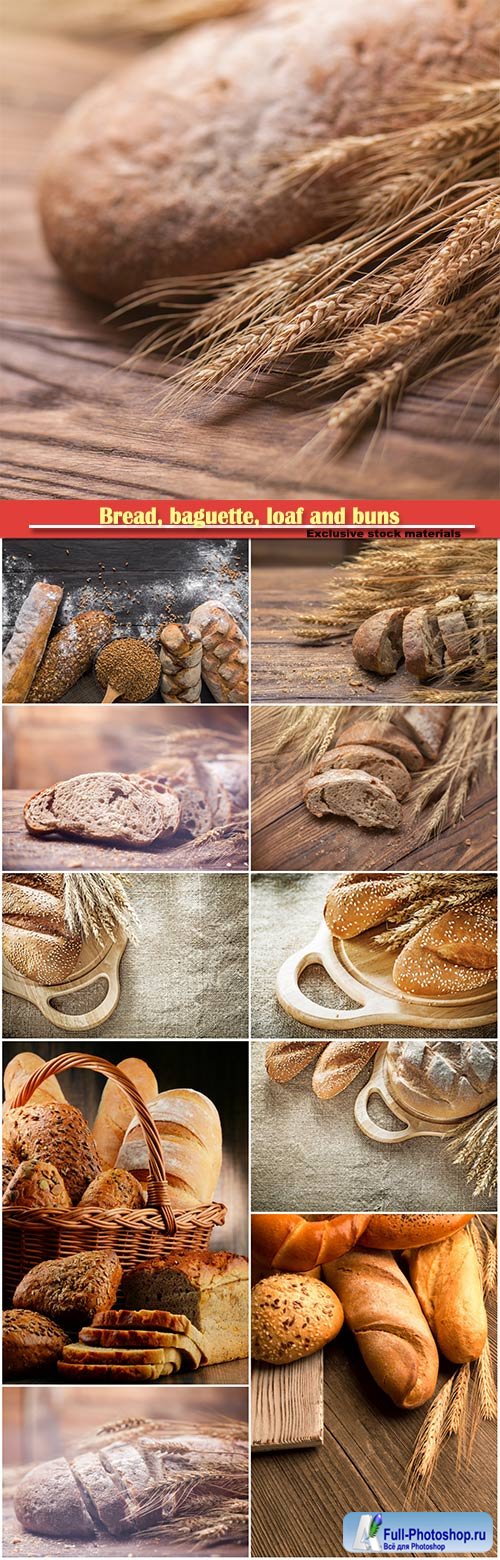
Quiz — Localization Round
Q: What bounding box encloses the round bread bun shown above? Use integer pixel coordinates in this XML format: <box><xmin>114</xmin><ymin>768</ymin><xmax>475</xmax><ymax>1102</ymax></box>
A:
<box><xmin>3</xmin><ymin>1159</ymin><xmax>71</xmax><ymax>1210</ymax></box>
<box><xmin>324</xmin><ymin>875</ymin><xmax>409</xmax><ymax>939</ymax></box>
<box><xmin>79</xmin><ymin>1169</ymin><xmax>145</xmax><ymax>1209</ymax></box>
<box><xmin>392</xmin><ymin>929</ymin><xmax>494</xmax><ymax>999</ymax></box>
<box><xmin>359</xmin><ymin>1213</ymin><xmax>472</xmax><ymax>1249</ymax></box>
<box><xmin>2</xmin><ymin>1103</ymin><xmax>102</xmax><ymax>1204</ymax></box>
<box><xmin>251</xmin><ymin>1274</ymin><xmax>343</xmax><ymax>1364</ymax></box>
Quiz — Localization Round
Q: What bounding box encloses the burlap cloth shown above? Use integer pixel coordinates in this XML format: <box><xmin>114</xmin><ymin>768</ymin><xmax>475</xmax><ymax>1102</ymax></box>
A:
<box><xmin>251</xmin><ymin>873</ymin><xmax>497</xmax><ymax>1039</ymax></box>
<box><xmin>251</xmin><ymin>1043</ymin><xmax>497</xmax><ymax>1213</ymax></box>
<box><xmin>3</xmin><ymin>875</ymin><xmax>248</xmax><ymax>1039</ymax></box>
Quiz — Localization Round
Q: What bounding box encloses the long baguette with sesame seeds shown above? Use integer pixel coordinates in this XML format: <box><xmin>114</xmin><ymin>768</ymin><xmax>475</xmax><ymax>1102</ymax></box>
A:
<box><xmin>392</xmin><ymin>927</ymin><xmax>495</xmax><ymax>998</ymax></box>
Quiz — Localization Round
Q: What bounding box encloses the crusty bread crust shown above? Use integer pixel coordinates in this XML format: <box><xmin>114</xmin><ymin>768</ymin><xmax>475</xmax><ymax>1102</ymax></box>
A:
<box><xmin>402</xmin><ymin>607</ymin><xmax>444</xmax><ymax>681</ymax></box>
<box><xmin>391</xmin><ymin>706</ymin><xmax>450</xmax><ymax>760</ymax></box>
<box><xmin>336</xmin><ymin>720</ymin><xmax>424</xmax><ymax>771</ymax></box>
<box><xmin>421</xmin><ymin>898</ymin><xmax>496</xmax><ymax>970</ymax></box>
<box><xmin>303</xmin><ymin>767</ymin><xmax>401</xmax><ymax>829</ymax></box>
<box><xmin>352</xmin><ymin>608</ymin><xmax>405</xmax><ymax>676</ymax></box>
<box><xmin>318</xmin><ymin>743</ymin><xmax>411</xmax><ymax>800</ymax></box>
<box><xmin>324</xmin><ymin>874</ymin><xmax>411</xmax><ymax>938</ymax></box>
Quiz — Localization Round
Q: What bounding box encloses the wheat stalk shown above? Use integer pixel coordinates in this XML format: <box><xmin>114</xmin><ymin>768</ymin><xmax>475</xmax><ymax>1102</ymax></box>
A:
<box><xmin>405</xmin><ymin>1374</ymin><xmax>455</xmax><ymax>1505</ymax></box>
<box><xmin>372</xmin><ymin>873</ymin><xmax>495</xmax><ymax>951</ymax></box>
<box><xmin>445</xmin><ymin>1107</ymin><xmax>497</xmax><ymax>1198</ymax></box>
<box><xmin>63</xmin><ymin>872</ymin><xmax>140</xmax><ymax>945</ymax></box>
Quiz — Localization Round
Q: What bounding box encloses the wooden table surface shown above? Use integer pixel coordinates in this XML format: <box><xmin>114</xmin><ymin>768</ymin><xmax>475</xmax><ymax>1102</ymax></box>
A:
<box><xmin>251</xmin><ymin>710</ymin><xmax>497</xmax><ymax>871</ymax></box>
<box><xmin>252</xmin><ymin>1297</ymin><xmax>497</xmax><ymax>1558</ymax></box>
<box><xmin>3</xmin><ymin>31</ymin><xmax>498</xmax><ymax>501</ymax></box>
<box><xmin>3</xmin><ymin>793</ymin><xmax>248</xmax><ymax>870</ymax></box>
<box><xmin>251</xmin><ymin>566</ymin><xmax>498</xmax><ymax>704</ymax></box>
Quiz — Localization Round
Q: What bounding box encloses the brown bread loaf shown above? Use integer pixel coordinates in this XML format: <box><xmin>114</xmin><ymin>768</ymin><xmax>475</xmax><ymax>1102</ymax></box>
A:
<box><xmin>37</xmin><ymin>0</ymin><xmax>497</xmax><ymax>302</ymax></box>
<box><xmin>190</xmin><ymin>601</ymin><xmax>248</xmax><ymax>703</ymax></box>
<box><xmin>3</xmin><ymin>583</ymin><xmax>63</xmax><ymax>703</ymax></box>
<box><xmin>79</xmin><ymin>1169</ymin><xmax>145</xmax><ymax>1208</ymax></box>
<box><xmin>2</xmin><ymin>1101</ymin><xmax>102</xmax><ymax>1202</ymax></box>
<box><xmin>159</xmin><ymin>622</ymin><xmax>202</xmax><ymax>704</ymax></box>
<box><xmin>311</xmin><ymin>1041</ymin><xmax>379</xmax><ymax>1099</ymax></box>
<box><xmin>359</xmin><ymin>1213</ymin><xmax>472</xmax><ymax>1249</ymax></box>
<box><xmin>28</xmin><ymin>611</ymin><xmax>115</xmax><ymax>701</ymax></box>
<box><xmin>351</xmin><ymin>608</ymin><xmax>406</xmax><ymax>676</ymax></box>
<box><xmin>315</xmin><ymin>743</ymin><xmax>411</xmax><ymax>800</ymax></box>
<box><xmin>3</xmin><ymin>1159</ymin><xmax>71</xmax><ymax>1209</ymax></box>
<box><xmin>407</xmin><ymin>1227</ymin><xmax>488</xmax><ymax>1364</ymax></box>
<box><xmin>324</xmin><ymin>874</ymin><xmax>412</xmax><ymax>939</ymax></box>
<box><xmin>265</xmin><ymin>1041</ymin><xmax>326</xmax><ymax>1082</ymax></box>
<box><xmin>3</xmin><ymin>1310</ymin><xmax>69</xmax><ymax>1376</ymax></box>
<box><xmin>402</xmin><ymin>607</ymin><xmax>444</xmax><ymax>680</ymax></box>
<box><xmin>391</xmin><ymin>707</ymin><xmax>450</xmax><ymax>760</ymax></box>
<box><xmin>435</xmin><ymin>595</ymin><xmax>470</xmax><ymax>665</ymax></box>
<box><xmin>13</xmin><ymin>1251</ymin><xmax>122</xmax><ymax>1329</ymax></box>
<box><xmin>336</xmin><ymin>721</ymin><xmax>424</xmax><ymax>771</ymax></box>
<box><xmin>252</xmin><ymin>1273</ymin><xmax>343</xmax><ymax>1364</ymax></box>
<box><xmin>118</xmin><ymin>1251</ymin><xmax>248</xmax><ymax>1364</ymax></box>
<box><xmin>23</xmin><ymin>771</ymin><xmax>167</xmax><ymax>845</ymax></box>
<box><xmin>303</xmin><ymin>768</ymin><xmax>401</xmax><ymax>830</ymax></box>
<box><xmin>392</xmin><ymin>929</ymin><xmax>494</xmax><ymax>998</ymax></box>
<box><xmin>323</xmin><ymin>1248</ymin><xmax>439</xmax><ymax>1408</ymax></box>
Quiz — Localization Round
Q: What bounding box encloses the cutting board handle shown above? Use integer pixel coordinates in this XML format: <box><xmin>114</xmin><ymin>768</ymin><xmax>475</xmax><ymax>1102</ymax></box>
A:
<box><xmin>276</xmin><ymin>919</ymin><xmax>401</xmax><ymax>1030</ymax></box>
<box><xmin>354</xmin><ymin>1048</ymin><xmax>452</xmax><ymax>1140</ymax></box>
<box><xmin>33</xmin><ymin>962</ymin><xmax>121</xmax><ymax>1032</ymax></box>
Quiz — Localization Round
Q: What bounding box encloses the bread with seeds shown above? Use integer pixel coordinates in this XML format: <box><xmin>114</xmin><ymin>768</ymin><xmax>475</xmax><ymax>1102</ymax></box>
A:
<box><xmin>392</xmin><ymin>929</ymin><xmax>494</xmax><ymax>998</ymax></box>
<box><xmin>421</xmin><ymin>898</ymin><xmax>496</xmax><ymax>970</ymax></box>
<box><xmin>251</xmin><ymin>1273</ymin><xmax>343</xmax><ymax>1364</ymax></box>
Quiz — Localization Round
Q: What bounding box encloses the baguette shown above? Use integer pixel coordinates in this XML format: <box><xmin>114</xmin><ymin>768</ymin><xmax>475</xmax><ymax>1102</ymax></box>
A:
<box><xmin>351</xmin><ymin>608</ymin><xmax>405</xmax><ymax>676</ymax></box>
<box><xmin>3</xmin><ymin>1051</ymin><xmax>65</xmax><ymax>1109</ymax></box>
<box><xmin>189</xmin><ymin>601</ymin><xmax>248</xmax><ymax>704</ymax></box>
<box><xmin>252</xmin><ymin>1213</ymin><xmax>370</xmax><ymax>1272</ymax></box>
<box><xmin>407</xmin><ymin>1227</ymin><xmax>487</xmax><ymax>1364</ymax></box>
<box><xmin>303</xmin><ymin>768</ymin><xmax>402</xmax><ymax>830</ymax></box>
<box><xmin>265</xmin><ymin>1041</ymin><xmax>326</xmax><ymax>1082</ymax></box>
<box><xmin>3</xmin><ymin>583</ymin><xmax>63</xmax><ymax>703</ymax></box>
<box><xmin>421</xmin><ymin>899</ymin><xmax>496</xmax><ymax>971</ymax></box>
<box><xmin>28</xmin><ymin>611</ymin><xmax>115</xmax><ymax>701</ymax></box>
<box><xmin>311</xmin><ymin>1041</ymin><xmax>379</xmax><ymax>1100</ymax></box>
<box><xmin>323</xmin><ymin>1248</ymin><xmax>439</xmax><ymax>1408</ymax></box>
<box><xmin>359</xmin><ymin>1213</ymin><xmax>472</xmax><ymax>1249</ymax></box>
<box><xmin>324</xmin><ymin>874</ymin><xmax>411</xmax><ymax>939</ymax></box>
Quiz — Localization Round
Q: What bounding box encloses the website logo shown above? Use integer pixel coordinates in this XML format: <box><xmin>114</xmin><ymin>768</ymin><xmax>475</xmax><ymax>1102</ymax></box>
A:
<box><xmin>351</xmin><ymin>1513</ymin><xmax>383</xmax><ymax>1552</ymax></box>
<box><xmin>343</xmin><ymin>1511</ymin><xmax>493</xmax><ymax>1554</ymax></box>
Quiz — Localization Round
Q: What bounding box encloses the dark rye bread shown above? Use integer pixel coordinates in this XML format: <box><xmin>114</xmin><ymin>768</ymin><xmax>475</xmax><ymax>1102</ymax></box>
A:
<box><xmin>352</xmin><ymin>608</ymin><xmax>405</xmax><ymax>676</ymax></box>
<box><xmin>23</xmin><ymin>771</ymin><xmax>166</xmax><ymax>845</ymax></box>
<box><xmin>38</xmin><ymin>0</ymin><xmax>498</xmax><ymax>301</ymax></box>
<box><xmin>315</xmin><ymin>743</ymin><xmax>411</xmax><ymax>800</ymax></box>
<box><xmin>402</xmin><ymin>607</ymin><xmax>444</xmax><ymax>681</ymax></box>
<box><xmin>435</xmin><ymin>595</ymin><xmax>471</xmax><ymax>664</ymax></box>
<box><xmin>303</xmin><ymin>769</ymin><xmax>402</xmax><ymax>830</ymax></box>
<box><xmin>336</xmin><ymin>720</ymin><xmax>425</xmax><ymax>772</ymax></box>
<box><xmin>391</xmin><ymin>707</ymin><xmax>450</xmax><ymax>760</ymax></box>
<box><xmin>15</xmin><ymin>1457</ymin><xmax>96</xmax><ymax>1540</ymax></box>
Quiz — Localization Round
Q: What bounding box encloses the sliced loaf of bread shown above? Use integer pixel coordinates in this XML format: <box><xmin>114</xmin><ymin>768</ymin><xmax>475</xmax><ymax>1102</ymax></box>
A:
<box><xmin>335</xmin><ymin>720</ymin><xmax>425</xmax><ymax>771</ymax></box>
<box><xmin>23</xmin><ymin>772</ymin><xmax>167</xmax><ymax>846</ymax></box>
<box><xmin>315</xmin><ymin>743</ymin><xmax>410</xmax><ymax>800</ymax></box>
<box><xmin>303</xmin><ymin>769</ymin><xmax>401</xmax><ymax>829</ymax></box>
<box><xmin>402</xmin><ymin>608</ymin><xmax>444</xmax><ymax>680</ymax></box>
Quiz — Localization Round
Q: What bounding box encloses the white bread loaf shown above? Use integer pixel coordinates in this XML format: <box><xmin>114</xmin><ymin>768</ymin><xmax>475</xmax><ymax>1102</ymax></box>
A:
<box><xmin>4</xmin><ymin>1052</ymin><xmax>65</xmax><ymax>1109</ymax></box>
<box><xmin>92</xmin><ymin>1058</ymin><xmax>159</xmax><ymax>1168</ymax></box>
<box><xmin>116</xmin><ymin>1089</ymin><xmax>222</xmax><ymax>1208</ymax></box>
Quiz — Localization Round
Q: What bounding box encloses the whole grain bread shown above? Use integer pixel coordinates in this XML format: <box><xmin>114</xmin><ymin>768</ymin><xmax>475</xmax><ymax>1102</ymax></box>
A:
<box><xmin>435</xmin><ymin>595</ymin><xmax>471</xmax><ymax>665</ymax></box>
<box><xmin>352</xmin><ymin>608</ymin><xmax>406</xmax><ymax>676</ymax></box>
<box><xmin>2</xmin><ymin>1101</ymin><xmax>102</xmax><ymax>1202</ymax></box>
<box><xmin>15</xmin><ymin>1456</ymin><xmax>96</xmax><ymax>1540</ymax></box>
<box><xmin>28</xmin><ymin>611</ymin><xmax>115</xmax><ymax>702</ymax></box>
<box><xmin>315</xmin><ymin>743</ymin><xmax>411</xmax><ymax>799</ymax></box>
<box><xmin>23</xmin><ymin>772</ymin><xmax>166</xmax><ymax>845</ymax></box>
<box><xmin>336</xmin><ymin>720</ymin><xmax>424</xmax><ymax>771</ymax></box>
<box><xmin>303</xmin><ymin>768</ymin><xmax>402</xmax><ymax>829</ymax></box>
<box><xmin>391</xmin><ymin>706</ymin><xmax>450</xmax><ymax>760</ymax></box>
<box><xmin>402</xmin><ymin>607</ymin><xmax>444</xmax><ymax>680</ymax></box>
<box><xmin>3</xmin><ymin>1159</ymin><xmax>71</xmax><ymax>1209</ymax></box>
<box><xmin>13</xmin><ymin>1251</ymin><xmax>122</xmax><ymax>1329</ymax></box>
<box><xmin>3</xmin><ymin>1309</ymin><xmax>69</xmax><ymax>1376</ymax></box>
<box><xmin>38</xmin><ymin>0</ymin><xmax>497</xmax><ymax>301</ymax></box>
<box><xmin>79</xmin><ymin>1169</ymin><xmax>145</xmax><ymax>1208</ymax></box>
<box><xmin>118</xmin><ymin>1251</ymin><xmax>249</xmax><ymax>1364</ymax></box>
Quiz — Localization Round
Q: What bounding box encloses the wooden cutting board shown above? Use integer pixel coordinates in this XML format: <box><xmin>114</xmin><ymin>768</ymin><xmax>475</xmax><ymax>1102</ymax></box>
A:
<box><xmin>2</xmin><ymin>927</ymin><xmax>127</xmax><ymax>1032</ymax></box>
<box><xmin>252</xmin><ymin>1354</ymin><xmax>324</xmax><ymax>1452</ymax></box>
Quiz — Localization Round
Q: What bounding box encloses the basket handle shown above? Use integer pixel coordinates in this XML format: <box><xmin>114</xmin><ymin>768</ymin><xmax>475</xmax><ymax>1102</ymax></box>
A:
<box><xmin>9</xmin><ymin>1051</ymin><xmax>177</xmax><ymax>1234</ymax></box>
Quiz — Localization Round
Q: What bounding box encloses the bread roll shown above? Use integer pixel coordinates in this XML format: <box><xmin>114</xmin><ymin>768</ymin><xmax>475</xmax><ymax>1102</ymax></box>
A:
<box><xmin>408</xmin><ymin>1227</ymin><xmax>487</xmax><ymax>1364</ymax></box>
<box><xmin>359</xmin><ymin>1213</ymin><xmax>472</xmax><ymax>1249</ymax></box>
<box><xmin>324</xmin><ymin>874</ymin><xmax>410</xmax><ymax>938</ymax></box>
<box><xmin>79</xmin><ymin>1169</ymin><xmax>145</xmax><ymax>1209</ymax></box>
<box><xmin>3</xmin><ymin>1102</ymin><xmax>102</xmax><ymax>1204</ymax></box>
<box><xmin>116</xmin><ymin>1089</ymin><xmax>222</xmax><ymax>1207</ymax></box>
<box><xmin>392</xmin><ymin>929</ymin><xmax>494</xmax><ymax>999</ymax></box>
<box><xmin>3</xmin><ymin>1159</ymin><xmax>71</xmax><ymax>1209</ymax></box>
<box><xmin>252</xmin><ymin>1213</ymin><xmax>370</xmax><ymax>1272</ymax></box>
<box><xmin>265</xmin><ymin>1041</ymin><xmax>326</xmax><ymax>1082</ymax></box>
<box><xmin>323</xmin><ymin>1248</ymin><xmax>439</xmax><ymax>1408</ymax></box>
<box><xmin>252</xmin><ymin>1273</ymin><xmax>343</xmax><ymax>1364</ymax></box>
<box><xmin>92</xmin><ymin>1058</ymin><xmax>159</xmax><ymax>1167</ymax></box>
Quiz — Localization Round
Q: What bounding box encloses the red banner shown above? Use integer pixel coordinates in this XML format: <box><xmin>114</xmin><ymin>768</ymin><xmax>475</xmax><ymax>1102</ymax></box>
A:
<box><xmin>0</xmin><ymin>499</ymin><xmax>499</xmax><ymax>538</ymax></box>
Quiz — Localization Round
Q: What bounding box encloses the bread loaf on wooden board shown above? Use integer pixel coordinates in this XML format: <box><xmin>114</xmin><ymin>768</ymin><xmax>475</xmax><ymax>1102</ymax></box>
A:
<box><xmin>392</xmin><ymin>928</ymin><xmax>494</xmax><ymax>998</ymax></box>
<box><xmin>324</xmin><ymin>874</ymin><xmax>411</xmax><ymax>938</ymax></box>
<box><xmin>3</xmin><ymin>583</ymin><xmax>63</xmax><ymax>703</ymax></box>
<box><xmin>323</xmin><ymin>1247</ymin><xmax>439</xmax><ymax>1408</ymax></box>
<box><xmin>407</xmin><ymin>1227</ymin><xmax>487</xmax><ymax>1364</ymax></box>
<box><xmin>92</xmin><ymin>1057</ymin><xmax>159</xmax><ymax>1168</ymax></box>
<box><xmin>385</xmin><ymin>1040</ymin><xmax>497</xmax><ymax>1122</ymax></box>
<box><xmin>421</xmin><ymin>898</ymin><xmax>496</xmax><ymax>970</ymax></box>
<box><xmin>38</xmin><ymin>0</ymin><xmax>497</xmax><ymax>302</ymax></box>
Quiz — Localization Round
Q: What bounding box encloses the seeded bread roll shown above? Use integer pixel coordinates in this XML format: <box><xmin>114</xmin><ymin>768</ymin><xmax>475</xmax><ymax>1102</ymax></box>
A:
<box><xmin>28</xmin><ymin>611</ymin><xmax>115</xmax><ymax>702</ymax></box>
<box><xmin>13</xmin><ymin>1251</ymin><xmax>122</xmax><ymax>1330</ymax></box>
<box><xmin>252</xmin><ymin>1273</ymin><xmax>343</xmax><ymax>1364</ymax></box>
<box><xmin>311</xmin><ymin>1040</ymin><xmax>379</xmax><ymax>1099</ymax></box>
<box><xmin>352</xmin><ymin>608</ymin><xmax>405</xmax><ymax>676</ymax></box>
<box><xmin>303</xmin><ymin>768</ymin><xmax>402</xmax><ymax>829</ymax></box>
<box><xmin>434</xmin><ymin>595</ymin><xmax>471</xmax><ymax>665</ymax></box>
<box><xmin>3</xmin><ymin>1310</ymin><xmax>69</xmax><ymax>1377</ymax></box>
<box><xmin>392</xmin><ymin>928</ymin><xmax>494</xmax><ymax>998</ymax></box>
<box><xmin>265</xmin><ymin>1041</ymin><xmax>327</xmax><ymax>1082</ymax></box>
<box><xmin>324</xmin><ymin>874</ymin><xmax>411</xmax><ymax>939</ymax></box>
<box><xmin>315</xmin><ymin>743</ymin><xmax>411</xmax><ymax>799</ymax></box>
<box><xmin>3</xmin><ymin>1101</ymin><xmax>102</xmax><ymax>1203</ymax></box>
<box><xmin>391</xmin><ymin>706</ymin><xmax>450</xmax><ymax>760</ymax></box>
<box><xmin>336</xmin><ymin>721</ymin><xmax>425</xmax><ymax>771</ymax></box>
<box><xmin>3</xmin><ymin>1159</ymin><xmax>71</xmax><ymax>1209</ymax></box>
<box><xmin>402</xmin><ymin>607</ymin><xmax>444</xmax><ymax>680</ymax></box>
<box><xmin>23</xmin><ymin>772</ymin><xmax>167</xmax><ymax>845</ymax></box>
<box><xmin>79</xmin><ymin>1169</ymin><xmax>145</xmax><ymax>1209</ymax></box>
<box><xmin>421</xmin><ymin>898</ymin><xmax>496</xmax><ymax>970</ymax></box>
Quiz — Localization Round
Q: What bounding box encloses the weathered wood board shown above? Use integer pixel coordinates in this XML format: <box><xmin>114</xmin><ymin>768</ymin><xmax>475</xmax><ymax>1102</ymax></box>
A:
<box><xmin>252</xmin><ymin>1354</ymin><xmax>324</xmax><ymax>1452</ymax></box>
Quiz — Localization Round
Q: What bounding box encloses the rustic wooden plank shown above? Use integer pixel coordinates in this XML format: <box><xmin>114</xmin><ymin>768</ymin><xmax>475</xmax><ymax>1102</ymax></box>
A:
<box><xmin>252</xmin><ymin>1355</ymin><xmax>323</xmax><ymax>1452</ymax></box>
<box><xmin>3</xmin><ymin>792</ymin><xmax>248</xmax><ymax>870</ymax></box>
<box><xmin>2</xmin><ymin>32</ymin><xmax>498</xmax><ymax>499</ymax></box>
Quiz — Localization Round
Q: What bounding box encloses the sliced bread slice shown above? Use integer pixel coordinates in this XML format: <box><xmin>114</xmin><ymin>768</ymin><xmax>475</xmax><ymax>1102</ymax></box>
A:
<box><xmin>91</xmin><ymin>1307</ymin><xmax>203</xmax><ymax>1346</ymax></box>
<box><xmin>59</xmin><ymin>1360</ymin><xmax>167</xmax><ymax>1381</ymax></box>
<box><xmin>303</xmin><ymin>769</ymin><xmax>401</xmax><ymax>830</ymax></box>
<box><xmin>391</xmin><ymin>707</ymin><xmax>450</xmax><ymax>760</ymax></box>
<box><xmin>315</xmin><ymin>743</ymin><xmax>411</xmax><ymax>800</ymax></box>
<box><xmin>402</xmin><ymin>607</ymin><xmax>444</xmax><ymax>680</ymax></box>
<box><xmin>335</xmin><ymin>720</ymin><xmax>425</xmax><ymax>772</ymax></box>
<box><xmin>352</xmin><ymin>607</ymin><xmax>406</xmax><ymax>676</ymax></box>
<box><xmin>23</xmin><ymin>772</ymin><xmax>165</xmax><ymax>846</ymax></box>
<box><xmin>435</xmin><ymin>595</ymin><xmax>471</xmax><ymax>665</ymax></box>
<box><xmin>62</xmin><ymin>1343</ymin><xmax>167</xmax><ymax>1367</ymax></box>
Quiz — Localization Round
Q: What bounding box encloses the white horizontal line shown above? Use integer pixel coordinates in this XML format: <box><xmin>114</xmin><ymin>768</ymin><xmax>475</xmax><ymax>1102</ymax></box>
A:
<box><xmin>28</xmin><ymin>522</ymin><xmax>478</xmax><ymax>530</ymax></box>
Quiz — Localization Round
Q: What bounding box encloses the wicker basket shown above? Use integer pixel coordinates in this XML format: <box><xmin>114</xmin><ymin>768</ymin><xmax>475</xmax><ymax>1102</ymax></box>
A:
<box><xmin>3</xmin><ymin>1051</ymin><xmax>226</xmax><ymax>1302</ymax></box>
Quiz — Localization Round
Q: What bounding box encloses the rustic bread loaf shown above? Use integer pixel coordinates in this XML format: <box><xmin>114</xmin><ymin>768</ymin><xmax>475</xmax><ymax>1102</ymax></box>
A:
<box><xmin>79</xmin><ymin>1168</ymin><xmax>145</xmax><ymax>1208</ymax></box>
<box><xmin>116</xmin><ymin>1088</ymin><xmax>222</xmax><ymax>1207</ymax></box>
<box><xmin>392</xmin><ymin>928</ymin><xmax>494</xmax><ymax>998</ymax></box>
<box><xmin>407</xmin><ymin>1227</ymin><xmax>487</xmax><ymax>1364</ymax></box>
<box><xmin>3</xmin><ymin>1309</ymin><xmax>69</xmax><ymax>1376</ymax></box>
<box><xmin>311</xmin><ymin>1040</ymin><xmax>379</xmax><ymax>1099</ymax></box>
<box><xmin>463</xmin><ymin>595</ymin><xmax>487</xmax><ymax>667</ymax></box>
<box><xmin>3</xmin><ymin>1049</ymin><xmax>65</xmax><ymax>1108</ymax></box>
<box><xmin>3</xmin><ymin>583</ymin><xmax>63</xmax><ymax>703</ymax></box>
<box><xmin>15</xmin><ymin>1456</ymin><xmax>97</xmax><ymax>1540</ymax></box>
<box><xmin>159</xmin><ymin>622</ymin><xmax>202</xmax><ymax>704</ymax></box>
<box><xmin>385</xmin><ymin>1040</ymin><xmax>497</xmax><ymax>1121</ymax></box>
<box><xmin>435</xmin><ymin>595</ymin><xmax>470</xmax><ymax>665</ymax></box>
<box><xmin>28</xmin><ymin>611</ymin><xmax>115</xmax><ymax>701</ymax></box>
<box><xmin>3</xmin><ymin>1101</ymin><xmax>102</xmax><ymax>1202</ymax></box>
<box><xmin>13</xmin><ymin>1251</ymin><xmax>122</xmax><ymax>1329</ymax></box>
<box><xmin>323</xmin><ymin>1248</ymin><xmax>439</xmax><ymax>1408</ymax></box>
<box><xmin>118</xmin><ymin>1251</ymin><xmax>249</xmax><ymax>1364</ymax></box>
<box><xmin>421</xmin><ymin>898</ymin><xmax>496</xmax><ymax>970</ymax></box>
<box><xmin>316</xmin><ymin>743</ymin><xmax>411</xmax><ymax>799</ymax></box>
<box><xmin>38</xmin><ymin>0</ymin><xmax>498</xmax><ymax>303</ymax></box>
<box><xmin>359</xmin><ymin>1213</ymin><xmax>472</xmax><ymax>1249</ymax></box>
<box><xmin>190</xmin><ymin>601</ymin><xmax>248</xmax><ymax>703</ymax></box>
<box><xmin>336</xmin><ymin>721</ymin><xmax>424</xmax><ymax>771</ymax></box>
<box><xmin>265</xmin><ymin>1040</ymin><xmax>327</xmax><ymax>1081</ymax></box>
<box><xmin>402</xmin><ymin>607</ymin><xmax>444</xmax><ymax>680</ymax></box>
<box><xmin>324</xmin><ymin>874</ymin><xmax>411</xmax><ymax>938</ymax></box>
<box><xmin>391</xmin><ymin>706</ymin><xmax>450</xmax><ymax>760</ymax></box>
<box><xmin>92</xmin><ymin>1057</ymin><xmax>159</xmax><ymax>1168</ymax></box>
<box><xmin>303</xmin><ymin>768</ymin><xmax>402</xmax><ymax>829</ymax></box>
<box><xmin>352</xmin><ymin>608</ymin><xmax>406</xmax><ymax>676</ymax></box>
<box><xmin>23</xmin><ymin>771</ymin><xmax>166</xmax><ymax>845</ymax></box>
<box><xmin>3</xmin><ymin>1159</ymin><xmax>71</xmax><ymax>1209</ymax></box>
<box><xmin>252</xmin><ymin>1273</ymin><xmax>343</xmax><ymax>1364</ymax></box>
